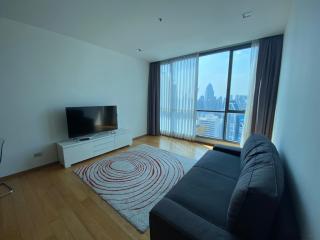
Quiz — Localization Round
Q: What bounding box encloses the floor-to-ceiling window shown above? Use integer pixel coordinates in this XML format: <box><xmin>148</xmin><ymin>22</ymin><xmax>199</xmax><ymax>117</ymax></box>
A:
<box><xmin>196</xmin><ymin>44</ymin><xmax>252</xmax><ymax>143</ymax></box>
<box><xmin>160</xmin><ymin>44</ymin><xmax>253</xmax><ymax>143</ymax></box>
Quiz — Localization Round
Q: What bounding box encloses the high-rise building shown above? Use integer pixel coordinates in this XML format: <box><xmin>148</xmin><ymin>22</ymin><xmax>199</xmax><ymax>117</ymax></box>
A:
<box><xmin>204</xmin><ymin>83</ymin><xmax>215</xmax><ymax>110</ymax></box>
<box><xmin>196</xmin><ymin>112</ymin><xmax>224</xmax><ymax>139</ymax></box>
<box><xmin>196</xmin><ymin>84</ymin><xmax>247</xmax><ymax>142</ymax></box>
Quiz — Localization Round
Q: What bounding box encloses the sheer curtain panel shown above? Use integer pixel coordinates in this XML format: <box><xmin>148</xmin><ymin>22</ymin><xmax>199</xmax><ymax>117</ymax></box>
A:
<box><xmin>160</xmin><ymin>55</ymin><xmax>198</xmax><ymax>140</ymax></box>
<box><xmin>240</xmin><ymin>42</ymin><xmax>259</xmax><ymax>146</ymax></box>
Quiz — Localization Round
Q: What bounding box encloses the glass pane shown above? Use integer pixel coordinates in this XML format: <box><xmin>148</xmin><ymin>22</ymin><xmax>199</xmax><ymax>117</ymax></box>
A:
<box><xmin>196</xmin><ymin>111</ymin><xmax>224</xmax><ymax>139</ymax></box>
<box><xmin>229</xmin><ymin>48</ymin><xmax>252</xmax><ymax>111</ymax></box>
<box><xmin>226</xmin><ymin>113</ymin><xmax>245</xmax><ymax>142</ymax></box>
<box><xmin>197</xmin><ymin>51</ymin><xmax>230</xmax><ymax>111</ymax></box>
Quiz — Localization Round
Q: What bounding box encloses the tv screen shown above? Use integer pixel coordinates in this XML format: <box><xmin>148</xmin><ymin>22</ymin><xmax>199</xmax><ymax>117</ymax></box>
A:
<box><xmin>65</xmin><ymin>106</ymin><xmax>118</xmax><ymax>138</ymax></box>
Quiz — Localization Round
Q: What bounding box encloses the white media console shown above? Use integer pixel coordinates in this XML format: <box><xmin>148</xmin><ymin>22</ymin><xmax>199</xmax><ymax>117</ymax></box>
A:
<box><xmin>57</xmin><ymin>129</ymin><xmax>132</xmax><ymax>168</ymax></box>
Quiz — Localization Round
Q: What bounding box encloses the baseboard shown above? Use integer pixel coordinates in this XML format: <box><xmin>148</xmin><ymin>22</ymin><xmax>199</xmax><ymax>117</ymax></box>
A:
<box><xmin>1</xmin><ymin>161</ymin><xmax>59</xmax><ymax>180</ymax></box>
<box><xmin>2</xmin><ymin>134</ymin><xmax>219</xmax><ymax>179</ymax></box>
<box><xmin>133</xmin><ymin>134</ymin><xmax>148</xmax><ymax>140</ymax></box>
<box><xmin>3</xmin><ymin>134</ymin><xmax>146</xmax><ymax>179</ymax></box>
<box><xmin>158</xmin><ymin>134</ymin><xmax>215</xmax><ymax>147</ymax></box>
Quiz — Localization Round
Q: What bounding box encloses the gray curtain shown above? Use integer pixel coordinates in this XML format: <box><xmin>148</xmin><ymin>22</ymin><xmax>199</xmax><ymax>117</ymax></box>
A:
<box><xmin>251</xmin><ymin>35</ymin><xmax>284</xmax><ymax>138</ymax></box>
<box><xmin>147</xmin><ymin>62</ymin><xmax>160</xmax><ymax>136</ymax></box>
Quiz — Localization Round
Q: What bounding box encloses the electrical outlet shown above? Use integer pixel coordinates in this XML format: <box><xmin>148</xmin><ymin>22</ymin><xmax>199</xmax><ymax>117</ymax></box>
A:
<box><xmin>33</xmin><ymin>152</ymin><xmax>43</xmax><ymax>158</ymax></box>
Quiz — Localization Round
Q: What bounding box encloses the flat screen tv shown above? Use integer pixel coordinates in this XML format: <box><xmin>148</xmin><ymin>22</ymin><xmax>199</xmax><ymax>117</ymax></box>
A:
<box><xmin>65</xmin><ymin>106</ymin><xmax>118</xmax><ymax>138</ymax></box>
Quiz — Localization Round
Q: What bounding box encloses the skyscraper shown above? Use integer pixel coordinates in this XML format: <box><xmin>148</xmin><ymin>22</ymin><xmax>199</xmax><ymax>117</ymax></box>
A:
<box><xmin>196</xmin><ymin>83</ymin><xmax>247</xmax><ymax>143</ymax></box>
<box><xmin>204</xmin><ymin>83</ymin><xmax>215</xmax><ymax>110</ymax></box>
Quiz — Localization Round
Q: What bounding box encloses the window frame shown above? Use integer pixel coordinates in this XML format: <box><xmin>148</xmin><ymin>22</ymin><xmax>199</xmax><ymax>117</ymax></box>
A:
<box><xmin>196</xmin><ymin>43</ymin><xmax>252</xmax><ymax>143</ymax></box>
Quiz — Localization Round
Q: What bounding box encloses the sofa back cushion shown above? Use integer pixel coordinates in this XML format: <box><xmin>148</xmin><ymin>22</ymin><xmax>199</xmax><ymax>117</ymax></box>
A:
<box><xmin>227</xmin><ymin>134</ymin><xmax>284</xmax><ymax>240</ymax></box>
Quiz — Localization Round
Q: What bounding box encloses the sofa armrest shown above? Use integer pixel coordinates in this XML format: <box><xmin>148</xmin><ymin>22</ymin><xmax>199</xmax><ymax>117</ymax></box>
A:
<box><xmin>213</xmin><ymin>144</ymin><xmax>241</xmax><ymax>157</ymax></box>
<box><xmin>150</xmin><ymin>197</ymin><xmax>238</xmax><ymax>240</ymax></box>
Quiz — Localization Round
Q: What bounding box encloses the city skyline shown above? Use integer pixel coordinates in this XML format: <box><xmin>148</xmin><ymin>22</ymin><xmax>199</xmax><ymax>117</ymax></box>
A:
<box><xmin>197</xmin><ymin>48</ymin><xmax>252</xmax><ymax>100</ymax></box>
<box><xmin>196</xmin><ymin>83</ymin><xmax>247</xmax><ymax>142</ymax></box>
<box><xmin>197</xmin><ymin>83</ymin><xmax>248</xmax><ymax>111</ymax></box>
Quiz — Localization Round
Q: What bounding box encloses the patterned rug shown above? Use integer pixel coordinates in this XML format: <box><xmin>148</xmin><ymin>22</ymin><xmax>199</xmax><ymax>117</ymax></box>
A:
<box><xmin>74</xmin><ymin>144</ymin><xmax>195</xmax><ymax>232</ymax></box>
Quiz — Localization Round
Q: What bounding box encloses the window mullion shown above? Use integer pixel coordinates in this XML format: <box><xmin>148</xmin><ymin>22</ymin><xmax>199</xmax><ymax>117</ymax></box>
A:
<box><xmin>223</xmin><ymin>50</ymin><xmax>234</xmax><ymax>140</ymax></box>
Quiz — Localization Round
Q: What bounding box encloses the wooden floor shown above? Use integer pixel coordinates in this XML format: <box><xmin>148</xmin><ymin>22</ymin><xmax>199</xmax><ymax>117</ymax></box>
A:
<box><xmin>0</xmin><ymin>136</ymin><xmax>212</xmax><ymax>240</ymax></box>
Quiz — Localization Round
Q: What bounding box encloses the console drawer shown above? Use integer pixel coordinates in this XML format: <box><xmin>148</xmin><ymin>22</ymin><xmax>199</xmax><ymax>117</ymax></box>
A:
<box><xmin>92</xmin><ymin>145</ymin><xmax>114</xmax><ymax>156</ymax></box>
<box><xmin>115</xmin><ymin>132</ymin><xmax>132</xmax><ymax>149</ymax></box>
<box><xmin>63</xmin><ymin>143</ymin><xmax>93</xmax><ymax>165</ymax></box>
<box><xmin>91</xmin><ymin>136</ymin><xmax>113</xmax><ymax>145</ymax></box>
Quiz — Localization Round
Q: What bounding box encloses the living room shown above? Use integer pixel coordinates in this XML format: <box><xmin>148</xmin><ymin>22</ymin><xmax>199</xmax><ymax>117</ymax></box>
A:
<box><xmin>0</xmin><ymin>0</ymin><xmax>319</xmax><ymax>239</ymax></box>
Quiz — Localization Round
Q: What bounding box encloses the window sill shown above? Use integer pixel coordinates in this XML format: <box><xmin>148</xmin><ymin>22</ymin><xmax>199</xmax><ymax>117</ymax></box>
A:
<box><xmin>195</xmin><ymin>136</ymin><xmax>240</xmax><ymax>147</ymax></box>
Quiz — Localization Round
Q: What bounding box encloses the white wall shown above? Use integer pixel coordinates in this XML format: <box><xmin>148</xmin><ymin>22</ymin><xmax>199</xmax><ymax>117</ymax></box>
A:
<box><xmin>272</xmin><ymin>0</ymin><xmax>320</xmax><ymax>239</ymax></box>
<box><xmin>0</xmin><ymin>18</ymin><xmax>149</xmax><ymax>177</ymax></box>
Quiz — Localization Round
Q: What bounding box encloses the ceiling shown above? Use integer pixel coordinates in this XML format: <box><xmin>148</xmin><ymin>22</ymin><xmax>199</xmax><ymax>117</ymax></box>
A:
<box><xmin>0</xmin><ymin>0</ymin><xmax>292</xmax><ymax>62</ymax></box>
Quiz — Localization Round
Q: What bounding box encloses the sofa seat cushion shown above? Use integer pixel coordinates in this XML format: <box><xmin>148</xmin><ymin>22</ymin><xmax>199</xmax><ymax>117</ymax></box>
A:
<box><xmin>227</xmin><ymin>134</ymin><xmax>284</xmax><ymax>240</ymax></box>
<box><xmin>150</xmin><ymin>198</ymin><xmax>238</xmax><ymax>240</ymax></box>
<box><xmin>195</xmin><ymin>150</ymin><xmax>241</xmax><ymax>180</ymax></box>
<box><xmin>166</xmin><ymin>167</ymin><xmax>237</xmax><ymax>229</ymax></box>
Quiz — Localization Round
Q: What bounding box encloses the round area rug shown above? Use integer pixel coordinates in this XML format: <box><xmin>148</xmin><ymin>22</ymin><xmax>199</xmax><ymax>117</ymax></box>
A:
<box><xmin>74</xmin><ymin>144</ymin><xmax>195</xmax><ymax>232</ymax></box>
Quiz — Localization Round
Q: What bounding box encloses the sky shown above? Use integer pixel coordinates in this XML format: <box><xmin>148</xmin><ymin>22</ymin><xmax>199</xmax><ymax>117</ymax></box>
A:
<box><xmin>197</xmin><ymin>48</ymin><xmax>252</xmax><ymax>99</ymax></box>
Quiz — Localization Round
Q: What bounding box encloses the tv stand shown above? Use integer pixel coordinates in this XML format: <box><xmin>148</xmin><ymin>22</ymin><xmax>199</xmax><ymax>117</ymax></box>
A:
<box><xmin>57</xmin><ymin>129</ymin><xmax>132</xmax><ymax>168</ymax></box>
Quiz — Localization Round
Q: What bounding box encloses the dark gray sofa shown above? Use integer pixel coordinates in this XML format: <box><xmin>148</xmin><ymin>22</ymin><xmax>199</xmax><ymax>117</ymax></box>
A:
<box><xmin>150</xmin><ymin>134</ymin><xmax>300</xmax><ymax>240</ymax></box>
